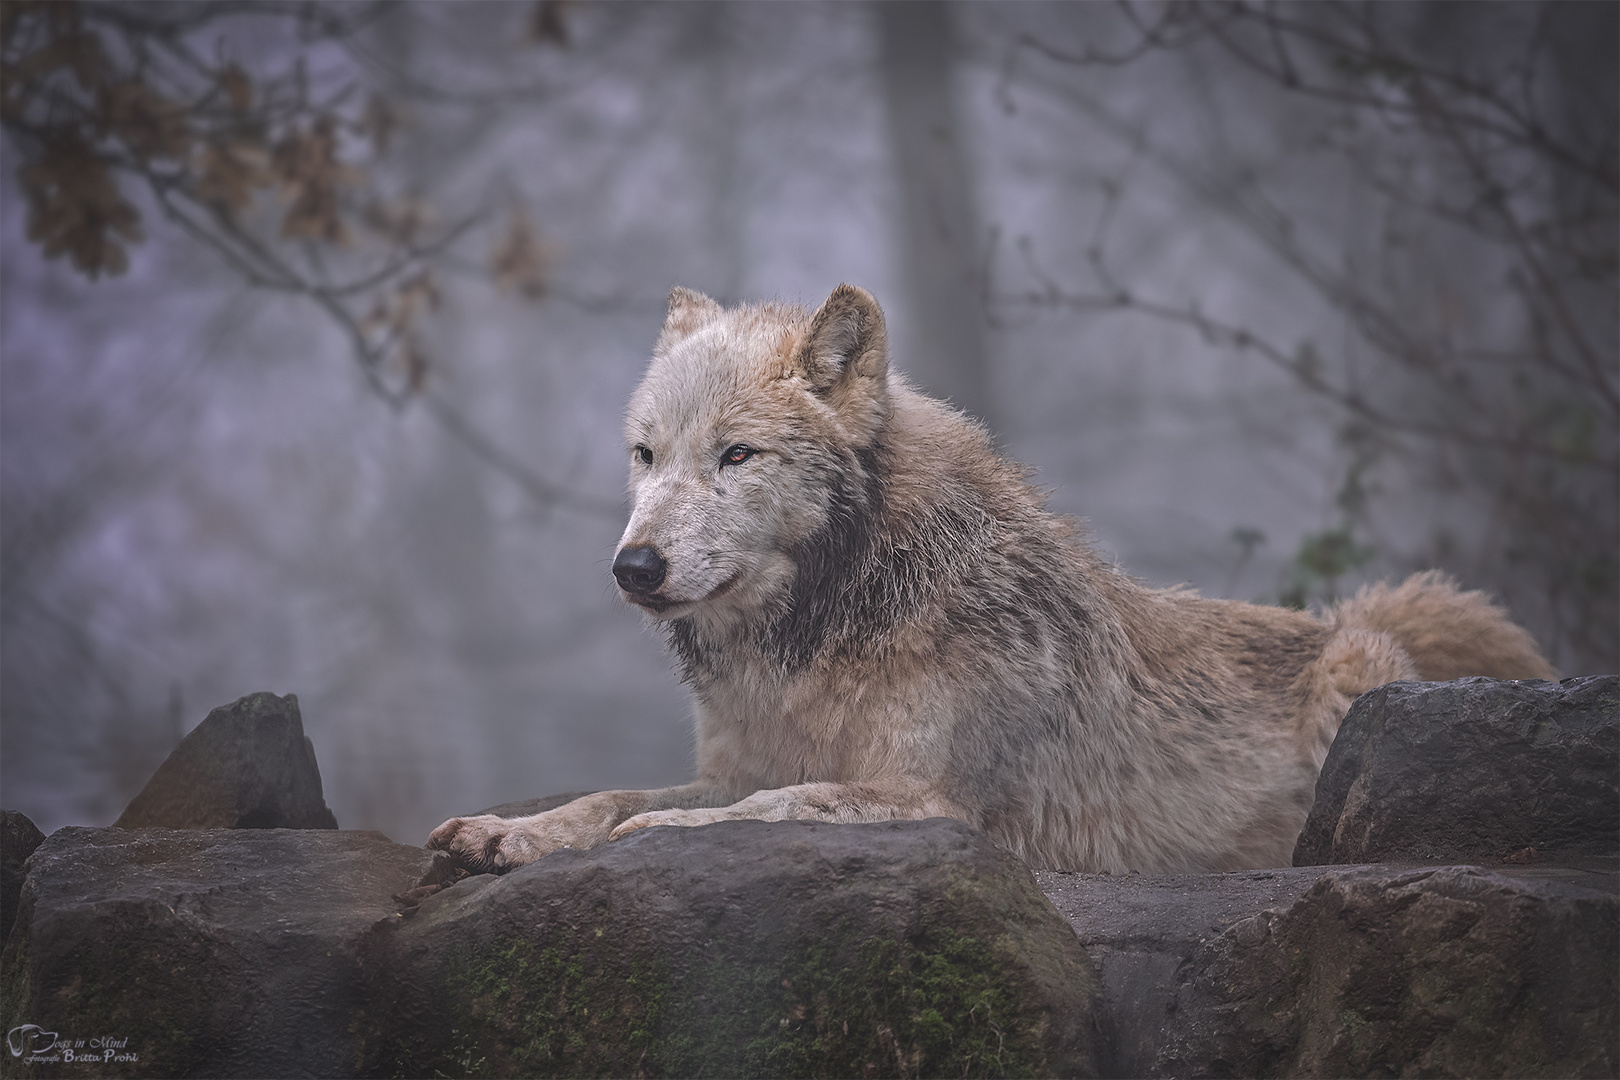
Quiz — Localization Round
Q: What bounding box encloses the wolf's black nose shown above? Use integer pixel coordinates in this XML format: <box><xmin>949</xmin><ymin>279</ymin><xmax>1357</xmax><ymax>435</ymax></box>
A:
<box><xmin>613</xmin><ymin>545</ymin><xmax>667</xmax><ymax>594</ymax></box>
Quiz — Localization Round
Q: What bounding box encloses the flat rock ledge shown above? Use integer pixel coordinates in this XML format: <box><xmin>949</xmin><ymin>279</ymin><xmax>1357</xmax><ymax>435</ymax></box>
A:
<box><xmin>2</xmin><ymin>820</ymin><xmax>1099</xmax><ymax>1079</ymax></box>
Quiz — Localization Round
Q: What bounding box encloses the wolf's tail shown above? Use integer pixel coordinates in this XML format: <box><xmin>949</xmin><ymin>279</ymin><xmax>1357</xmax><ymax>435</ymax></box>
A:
<box><xmin>1331</xmin><ymin>570</ymin><xmax>1557</xmax><ymax>681</ymax></box>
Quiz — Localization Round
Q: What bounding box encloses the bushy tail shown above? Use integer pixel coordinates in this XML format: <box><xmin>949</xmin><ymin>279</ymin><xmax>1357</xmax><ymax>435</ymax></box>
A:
<box><xmin>1332</xmin><ymin>571</ymin><xmax>1557</xmax><ymax>681</ymax></box>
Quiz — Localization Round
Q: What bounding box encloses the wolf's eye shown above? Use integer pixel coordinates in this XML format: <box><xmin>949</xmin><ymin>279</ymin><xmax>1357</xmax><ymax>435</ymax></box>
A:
<box><xmin>634</xmin><ymin>445</ymin><xmax>653</xmax><ymax>465</ymax></box>
<box><xmin>721</xmin><ymin>444</ymin><xmax>755</xmax><ymax>466</ymax></box>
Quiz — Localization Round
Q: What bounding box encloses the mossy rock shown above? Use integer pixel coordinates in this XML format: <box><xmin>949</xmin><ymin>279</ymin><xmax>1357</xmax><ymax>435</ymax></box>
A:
<box><xmin>2</xmin><ymin>827</ymin><xmax>435</xmax><ymax>1078</ymax></box>
<box><xmin>363</xmin><ymin>819</ymin><xmax>1102</xmax><ymax>1078</ymax></box>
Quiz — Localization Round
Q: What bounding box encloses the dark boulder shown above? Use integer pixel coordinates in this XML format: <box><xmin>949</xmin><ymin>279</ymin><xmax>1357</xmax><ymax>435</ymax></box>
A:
<box><xmin>8</xmin><ymin>671</ymin><xmax>1616</xmax><ymax>1079</ymax></box>
<box><xmin>114</xmin><ymin>691</ymin><xmax>339</xmax><ymax>831</ymax></box>
<box><xmin>371</xmin><ymin>818</ymin><xmax>1102</xmax><ymax>1079</ymax></box>
<box><xmin>1040</xmin><ymin>862</ymin><xmax>1617</xmax><ymax>1078</ymax></box>
<box><xmin>2</xmin><ymin>819</ymin><xmax>1102</xmax><ymax>1079</ymax></box>
<box><xmin>1156</xmin><ymin>865</ymin><xmax>1619</xmax><ymax>1078</ymax></box>
<box><xmin>1</xmin><ymin>827</ymin><xmax>434</xmax><ymax>1078</ymax></box>
<box><xmin>1037</xmin><ymin>865</ymin><xmax>1330</xmax><ymax>1078</ymax></box>
<box><xmin>1295</xmin><ymin>676</ymin><xmax>1620</xmax><ymax>866</ymax></box>
<box><xmin>2</xmin><ymin>810</ymin><xmax>46</xmax><ymax>946</ymax></box>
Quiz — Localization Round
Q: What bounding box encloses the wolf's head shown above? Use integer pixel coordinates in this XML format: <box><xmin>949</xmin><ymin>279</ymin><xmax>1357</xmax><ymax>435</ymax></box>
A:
<box><xmin>613</xmin><ymin>284</ymin><xmax>889</xmax><ymax>626</ymax></box>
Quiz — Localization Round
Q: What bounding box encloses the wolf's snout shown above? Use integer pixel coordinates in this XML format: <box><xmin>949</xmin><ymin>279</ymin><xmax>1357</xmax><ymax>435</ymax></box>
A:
<box><xmin>613</xmin><ymin>544</ymin><xmax>668</xmax><ymax>595</ymax></box>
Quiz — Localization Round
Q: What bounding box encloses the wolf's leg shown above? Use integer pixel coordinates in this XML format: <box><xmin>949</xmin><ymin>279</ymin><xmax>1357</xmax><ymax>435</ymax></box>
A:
<box><xmin>427</xmin><ymin>782</ymin><xmax>732</xmax><ymax>872</ymax></box>
<box><xmin>607</xmin><ymin>779</ymin><xmax>962</xmax><ymax>841</ymax></box>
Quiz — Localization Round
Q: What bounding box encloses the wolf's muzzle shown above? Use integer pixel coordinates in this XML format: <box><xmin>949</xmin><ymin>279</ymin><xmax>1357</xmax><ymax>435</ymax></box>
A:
<box><xmin>613</xmin><ymin>544</ymin><xmax>668</xmax><ymax>595</ymax></box>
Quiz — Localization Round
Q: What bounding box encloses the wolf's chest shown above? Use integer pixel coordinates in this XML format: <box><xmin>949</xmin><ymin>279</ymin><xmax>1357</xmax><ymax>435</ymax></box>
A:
<box><xmin>694</xmin><ymin>658</ymin><xmax>953</xmax><ymax>786</ymax></box>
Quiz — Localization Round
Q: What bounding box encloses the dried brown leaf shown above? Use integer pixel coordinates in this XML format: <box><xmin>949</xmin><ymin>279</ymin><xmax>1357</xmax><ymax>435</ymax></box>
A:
<box><xmin>99</xmin><ymin>80</ymin><xmax>191</xmax><ymax>161</ymax></box>
<box><xmin>19</xmin><ymin>134</ymin><xmax>143</xmax><ymax>278</ymax></box>
<box><xmin>397</xmin><ymin>271</ymin><xmax>441</xmax><ymax>318</ymax></box>
<box><xmin>280</xmin><ymin>183</ymin><xmax>345</xmax><ymax>243</ymax></box>
<box><xmin>490</xmin><ymin>211</ymin><xmax>549</xmax><ymax>300</ymax></box>
<box><xmin>193</xmin><ymin>140</ymin><xmax>272</xmax><ymax>212</ymax></box>
<box><xmin>272</xmin><ymin>117</ymin><xmax>361</xmax><ymax>244</ymax></box>
<box><xmin>362</xmin><ymin>195</ymin><xmax>434</xmax><ymax>245</ymax></box>
<box><xmin>219</xmin><ymin>63</ymin><xmax>252</xmax><ymax>112</ymax></box>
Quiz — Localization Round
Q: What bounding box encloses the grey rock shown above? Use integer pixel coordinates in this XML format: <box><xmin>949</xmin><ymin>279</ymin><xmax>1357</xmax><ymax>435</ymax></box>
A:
<box><xmin>371</xmin><ymin>818</ymin><xmax>1102</xmax><ymax>1078</ymax></box>
<box><xmin>1155</xmin><ymin>865</ymin><xmax>1619</xmax><ymax>1079</ymax></box>
<box><xmin>1294</xmin><ymin>676</ymin><xmax>1619</xmax><ymax>866</ymax></box>
<box><xmin>12</xmin><ymin>667</ymin><xmax>1617</xmax><ymax>1080</ymax></box>
<box><xmin>1036</xmin><ymin>865</ymin><xmax>1332</xmax><ymax>1078</ymax></box>
<box><xmin>114</xmin><ymin>692</ymin><xmax>339</xmax><ymax>831</ymax></box>
<box><xmin>1</xmin><ymin>827</ymin><xmax>434</xmax><ymax>1078</ymax></box>
<box><xmin>2</xmin><ymin>809</ymin><xmax>46</xmax><ymax>947</ymax></box>
<box><xmin>1038</xmin><ymin>863</ymin><xmax>1618</xmax><ymax>1078</ymax></box>
<box><xmin>2</xmin><ymin>819</ymin><xmax>1101</xmax><ymax>1079</ymax></box>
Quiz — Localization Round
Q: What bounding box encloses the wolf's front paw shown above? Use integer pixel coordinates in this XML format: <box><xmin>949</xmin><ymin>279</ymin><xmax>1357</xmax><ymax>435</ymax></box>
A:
<box><xmin>608</xmin><ymin>807</ymin><xmax>723</xmax><ymax>841</ymax></box>
<box><xmin>426</xmin><ymin>814</ymin><xmax>552</xmax><ymax>873</ymax></box>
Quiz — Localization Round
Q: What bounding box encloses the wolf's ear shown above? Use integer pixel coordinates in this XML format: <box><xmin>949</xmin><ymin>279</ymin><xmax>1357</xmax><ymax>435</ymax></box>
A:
<box><xmin>793</xmin><ymin>284</ymin><xmax>889</xmax><ymax>411</ymax></box>
<box><xmin>657</xmin><ymin>286</ymin><xmax>723</xmax><ymax>351</ymax></box>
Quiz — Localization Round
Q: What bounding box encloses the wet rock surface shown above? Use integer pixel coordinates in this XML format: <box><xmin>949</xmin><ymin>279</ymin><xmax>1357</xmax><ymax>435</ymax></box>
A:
<box><xmin>1295</xmin><ymin>675</ymin><xmax>1619</xmax><ymax>866</ymax></box>
<box><xmin>1157</xmin><ymin>864</ymin><xmax>1618</xmax><ymax>1079</ymax></box>
<box><xmin>1036</xmin><ymin>865</ymin><xmax>1330</xmax><ymax>1077</ymax></box>
<box><xmin>1035</xmin><ymin>674</ymin><xmax>1619</xmax><ymax>1078</ymax></box>
<box><xmin>3</xmin><ymin>676</ymin><xmax>1617</xmax><ymax>1077</ymax></box>
<box><xmin>113</xmin><ymin>691</ymin><xmax>339</xmax><ymax>831</ymax></box>
<box><xmin>3</xmin><ymin>819</ymin><xmax>1100</xmax><ymax>1079</ymax></box>
<box><xmin>1</xmin><ymin>809</ymin><xmax>46</xmax><ymax>946</ymax></box>
<box><xmin>1040</xmin><ymin>863</ymin><xmax>1617</xmax><ymax>1078</ymax></box>
<box><xmin>375</xmin><ymin>818</ymin><xmax>1101</xmax><ymax>1079</ymax></box>
<box><xmin>1</xmin><ymin>827</ymin><xmax>433</xmax><ymax>1078</ymax></box>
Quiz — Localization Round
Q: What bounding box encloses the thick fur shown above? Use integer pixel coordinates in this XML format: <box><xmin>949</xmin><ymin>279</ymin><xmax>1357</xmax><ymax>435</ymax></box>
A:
<box><xmin>429</xmin><ymin>285</ymin><xmax>1556</xmax><ymax>875</ymax></box>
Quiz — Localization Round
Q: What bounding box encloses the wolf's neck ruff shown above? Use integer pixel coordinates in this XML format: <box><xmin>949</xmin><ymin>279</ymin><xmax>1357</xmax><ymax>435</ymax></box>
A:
<box><xmin>669</xmin><ymin>440</ymin><xmax>890</xmax><ymax>676</ymax></box>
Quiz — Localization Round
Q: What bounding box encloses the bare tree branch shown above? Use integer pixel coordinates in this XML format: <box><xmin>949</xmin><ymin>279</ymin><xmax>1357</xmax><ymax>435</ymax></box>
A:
<box><xmin>3</xmin><ymin>0</ymin><xmax>610</xmax><ymax>517</ymax></box>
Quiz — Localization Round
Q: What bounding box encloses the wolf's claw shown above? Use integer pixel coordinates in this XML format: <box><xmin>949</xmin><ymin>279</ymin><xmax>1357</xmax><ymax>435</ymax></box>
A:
<box><xmin>426</xmin><ymin>814</ymin><xmax>548</xmax><ymax>873</ymax></box>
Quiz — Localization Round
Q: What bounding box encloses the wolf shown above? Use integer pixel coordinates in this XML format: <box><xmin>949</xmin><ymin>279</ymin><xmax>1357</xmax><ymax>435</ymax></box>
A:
<box><xmin>429</xmin><ymin>284</ymin><xmax>1556</xmax><ymax>875</ymax></box>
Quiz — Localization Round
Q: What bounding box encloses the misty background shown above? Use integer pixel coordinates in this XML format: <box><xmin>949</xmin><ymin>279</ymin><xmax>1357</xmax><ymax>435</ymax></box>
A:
<box><xmin>3</xmin><ymin>1</ymin><xmax>1614</xmax><ymax>844</ymax></box>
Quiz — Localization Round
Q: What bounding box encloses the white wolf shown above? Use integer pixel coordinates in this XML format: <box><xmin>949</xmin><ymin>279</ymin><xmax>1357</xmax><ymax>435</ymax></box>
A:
<box><xmin>429</xmin><ymin>284</ymin><xmax>1555</xmax><ymax>875</ymax></box>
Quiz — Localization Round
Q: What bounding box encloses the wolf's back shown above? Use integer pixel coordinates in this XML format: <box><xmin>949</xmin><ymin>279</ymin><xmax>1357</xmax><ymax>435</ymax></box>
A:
<box><xmin>1332</xmin><ymin>571</ymin><xmax>1557</xmax><ymax>681</ymax></box>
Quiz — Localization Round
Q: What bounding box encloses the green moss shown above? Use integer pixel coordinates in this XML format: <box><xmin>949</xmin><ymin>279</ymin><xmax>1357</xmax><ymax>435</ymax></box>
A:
<box><xmin>0</xmin><ymin>918</ymin><xmax>208</xmax><ymax>1079</ymax></box>
<box><xmin>404</xmin><ymin>914</ymin><xmax>1056</xmax><ymax>1079</ymax></box>
<box><xmin>416</xmin><ymin>932</ymin><xmax>668</xmax><ymax>1078</ymax></box>
<box><xmin>725</xmin><ymin>925</ymin><xmax>1044</xmax><ymax>1080</ymax></box>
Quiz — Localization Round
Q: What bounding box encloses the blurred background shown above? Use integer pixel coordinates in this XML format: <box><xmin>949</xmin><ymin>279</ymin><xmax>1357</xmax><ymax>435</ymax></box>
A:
<box><xmin>3</xmin><ymin>1</ymin><xmax>1614</xmax><ymax>843</ymax></box>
